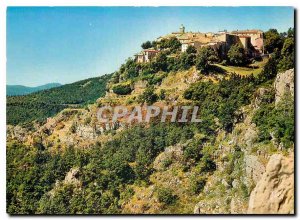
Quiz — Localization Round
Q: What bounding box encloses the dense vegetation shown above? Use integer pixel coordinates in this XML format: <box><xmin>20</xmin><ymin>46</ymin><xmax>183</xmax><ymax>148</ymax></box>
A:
<box><xmin>7</xmin><ymin>75</ymin><xmax>111</xmax><ymax>125</ymax></box>
<box><xmin>7</xmin><ymin>122</ymin><xmax>216</xmax><ymax>214</ymax></box>
<box><xmin>184</xmin><ymin>73</ymin><xmax>256</xmax><ymax>132</ymax></box>
<box><xmin>253</xmin><ymin>93</ymin><xmax>294</xmax><ymax>148</ymax></box>
<box><xmin>6</xmin><ymin>28</ymin><xmax>295</xmax><ymax>214</ymax></box>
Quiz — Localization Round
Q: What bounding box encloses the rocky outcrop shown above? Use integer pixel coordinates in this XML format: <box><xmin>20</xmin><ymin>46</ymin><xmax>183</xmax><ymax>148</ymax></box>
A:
<box><xmin>7</xmin><ymin>125</ymin><xmax>28</xmax><ymax>142</ymax></box>
<box><xmin>76</xmin><ymin>125</ymin><xmax>96</xmax><ymax>140</ymax></box>
<box><xmin>247</xmin><ymin>154</ymin><xmax>294</xmax><ymax>214</ymax></box>
<box><xmin>232</xmin><ymin>106</ymin><xmax>258</xmax><ymax>150</ymax></box>
<box><xmin>253</xmin><ymin>87</ymin><xmax>272</xmax><ymax>108</ymax></box>
<box><xmin>244</xmin><ymin>155</ymin><xmax>265</xmax><ymax>184</ymax></box>
<box><xmin>153</xmin><ymin>144</ymin><xmax>184</xmax><ymax>171</ymax></box>
<box><xmin>274</xmin><ymin>69</ymin><xmax>294</xmax><ymax>105</ymax></box>
<box><xmin>64</xmin><ymin>167</ymin><xmax>81</xmax><ymax>185</ymax></box>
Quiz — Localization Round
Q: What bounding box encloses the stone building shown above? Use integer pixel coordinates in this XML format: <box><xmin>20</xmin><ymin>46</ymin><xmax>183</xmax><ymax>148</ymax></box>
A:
<box><xmin>138</xmin><ymin>26</ymin><xmax>265</xmax><ymax>63</ymax></box>
<box><xmin>231</xmin><ymin>30</ymin><xmax>264</xmax><ymax>54</ymax></box>
<box><xmin>136</xmin><ymin>49</ymin><xmax>159</xmax><ymax>63</ymax></box>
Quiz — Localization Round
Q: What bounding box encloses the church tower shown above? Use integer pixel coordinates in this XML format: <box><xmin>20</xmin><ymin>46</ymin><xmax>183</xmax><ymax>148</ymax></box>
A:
<box><xmin>179</xmin><ymin>24</ymin><xmax>185</xmax><ymax>33</ymax></box>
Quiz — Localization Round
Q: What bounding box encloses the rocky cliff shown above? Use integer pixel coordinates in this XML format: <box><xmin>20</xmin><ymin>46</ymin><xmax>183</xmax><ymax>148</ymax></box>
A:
<box><xmin>248</xmin><ymin>154</ymin><xmax>294</xmax><ymax>214</ymax></box>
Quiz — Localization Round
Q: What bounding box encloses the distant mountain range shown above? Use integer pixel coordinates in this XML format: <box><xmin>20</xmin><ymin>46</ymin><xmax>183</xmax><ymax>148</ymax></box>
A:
<box><xmin>6</xmin><ymin>83</ymin><xmax>62</xmax><ymax>96</ymax></box>
<box><xmin>7</xmin><ymin>75</ymin><xmax>111</xmax><ymax>125</ymax></box>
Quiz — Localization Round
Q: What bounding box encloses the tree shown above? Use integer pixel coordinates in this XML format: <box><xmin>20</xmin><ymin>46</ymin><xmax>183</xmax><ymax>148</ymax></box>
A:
<box><xmin>227</xmin><ymin>43</ymin><xmax>247</xmax><ymax>66</ymax></box>
<box><xmin>141</xmin><ymin>41</ymin><xmax>152</xmax><ymax>49</ymax></box>
<box><xmin>264</xmin><ymin>29</ymin><xmax>283</xmax><ymax>54</ymax></box>
<box><xmin>180</xmin><ymin>52</ymin><xmax>196</xmax><ymax>70</ymax></box>
<box><xmin>112</xmin><ymin>83</ymin><xmax>132</xmax><ymax>95</ymax></box>
<box><xmin>287</xmin><ymin>27</ymin><xmax>294</xmax><ymax>38</ymax></box>
<box><xmin>277</xmin><ymin>37</ymin><xmax>294</xmax><ymax>71</ymax></box>
<box><xmin>186</xmin><ymin>45</ymin><xmax>197</xmax><ymax>54</ymax></box>
<box><xmin>196</xmin><ymin>47</ymin><xmax>218</xmax><ymax>74</ymax></box>
<box><xmin>257</xmin><ymin>57</ymin><xmax>278</xmax><ymax>82</ymax></box>
<box><xmin>157</xmin><ymin>188</ymin><xmax>177</xmax><ymax>205</ymax></box>
<box><xmin>281</xmin><ymin>37</ymin><xmax>294</xmax><ymax>57</ymax></box>
<box><xmin>159</xmin><ymin>37</ymin><xmax>181</xmax><ymax>53</ymax></box>
<box><xmin>138</xmin><ymin>85</ymin><xmax>158</xmax><ymax>104</ymax></box>
<box><xmin>190</xmin><ymin>176</ymin><xmax>206</xmax><ymax>194</ymax></box>
<box><xmin>151</xmin><ymin>52</ymin><xmax>168</xmax><ymax>72</ymax></box>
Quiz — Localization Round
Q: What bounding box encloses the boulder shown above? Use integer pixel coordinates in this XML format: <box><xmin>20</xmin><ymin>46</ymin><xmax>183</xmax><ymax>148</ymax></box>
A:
<box><xmin>247</xmin><ymin>154</ymin><xmax>294</xmax><ymax>214</ymax></box>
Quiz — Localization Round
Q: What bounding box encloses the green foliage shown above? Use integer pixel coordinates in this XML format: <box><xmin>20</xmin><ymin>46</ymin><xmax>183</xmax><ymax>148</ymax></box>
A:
<box><xmin>7</xmin><ymin>74</ymin><xmax>111</xmax><ymax>125</ymax></box>
<box><xmin>157</xmin><ymin>188</ymin><xmax>178</xmax><ymax>205</ymax></box>
<box><xmin>159</xmin><ymin>37</ymin><xmax>181</xmax><ymax>53</ymax></box>
<box><xmin>198</xmin><ymin>154</ymin><xmax>216</xmax><ymax>173</ymax></box>
<box><xmin>277</xmin><ymin>37</ymin><xmax>294</xmax><ymax>71</ymax></box>
<box><xmin>186</xmin><ymin>45</ymin><xmax>197</xmax><ymax>54</ymax></box>
<box><xmin>112</xmin><ymin>83</ymin><xmax>132</xmax><ymax>95</ymax></box>
<box><xmin>196</xmin><ymin>47</ymin><xmax>218</xmax><ymax>74</ymax></box>
<box><xmin>7</xmin><ymin>124</ymin><xmax>194</xmax><ymax>214</ymax></box>
<box><xmin>119</xmin><ymin>58</ymin><xmax>140</xmax><ymax>80</ymax></box>
<box><xmin>190</xmin><ymin>176</ymin><xmax>207</xmax><ymax>195</ymax></box>
<box><xmin>227</xmin><ymin>43</ymin><xmax>247</xmax><ymax>66</ymax></box>
<box><xmin>138</xmin><ymin>85</ymin><xmax>158</xmax><ymax>104</ymax></box>
<box><xmin>159</xmin><ymin>89</ymin><xmax>166</xmax><ymax>100</ymax></box>
<box><xmin>287</xmin><ymin>27</ymin><xmax>294</xmax><ymax>37</ymax></box>
<box><xmin>84</xmin><ymin>117</ymin><xmax>92</xmax><ymax>125</ymax></box>
<box><xmin>180</xmin><ymin>52</ymin><xmax>196</xmax><ymax>70</ymax></box>
<box><xmin>148</xmin><ymin>71</ymin><xmax>168</xmax><ymax>85</ymax></box>
<box><xmin>141</xmin><ymin>41</ymin><xmax>152</xmax><ymax>49</ymax></box>
<box><xmin>264</xmin><ymin>29</ymin><xmax>283</xmax><ymax>54</ymax></box>
<box><xmin>7</xmin><ymin>143</ymin><xmax>85</xmax><ymax>214</ymax></box>
<box><xmin>184</xmin><ymin>74</ymin><xmax>255</xmax><ymax>132</ymax></box>
<box><xmin>70</xmin><ymin>122</ymin><xmax>77</xmax><ymax>134</ymax></box>
<box><xmin>183</xmin><ymin>140</ymin><xmax>203</xmax><ymax>162</ymax></box>
<box><xmin>257</xmin><ymin>57</ymin><xmax>278</xmax><ymax>82</ymax></box>
<box><xmin>253</xmin><ymin>95</ymin><xmax>294</xmax><ymax>148</ymax></box>
<box><xmin>151</xmin><ymin>52</ymin><xmax>168</xmax><ymax>72</ymax></box>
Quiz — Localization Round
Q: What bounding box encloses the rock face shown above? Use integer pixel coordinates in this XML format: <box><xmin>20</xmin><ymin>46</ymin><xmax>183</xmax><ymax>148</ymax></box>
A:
<box><xmin>274</xmin><ymin>69</ymin><xmax>294</xmax><ymax>105</ymax></box>
<box><xmin>7</xmin><ymin>125</ymin><xmax>28</xmax><ymax>142</ymax></box>
<box><xmin>76</xmin><ymin>125</ymin><xmax>96</xmax><ymax>140</ymax></box>
<box><xmin>247</xmin><ymin>154</ymin><xmax>294</xmax><ymax>214</ymax></box>
<box><xmin>244</xmin><ymin>155</ymin><xmax>265</xmax><ymax>184</ymax></box>
<box><xmin>153</xmin><ymin>144</ymin><xmax>183</xmax><ymax>171</ymax></box>
<box><xmin>253</xmin><ymin>88</ymin><xmax>270</xmax><ymax>108</ymax></box>
<box><xmin>64</xmin><ymin>167</ymin><xmax>81</xmax><ymax>185</ymax></box>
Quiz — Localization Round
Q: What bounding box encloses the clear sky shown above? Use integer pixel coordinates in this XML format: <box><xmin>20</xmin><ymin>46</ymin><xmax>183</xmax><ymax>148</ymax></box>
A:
<box><xmin>7</xmin><ymin>6</ymin><xmax>294</xmax><ymax>86</ymax></box>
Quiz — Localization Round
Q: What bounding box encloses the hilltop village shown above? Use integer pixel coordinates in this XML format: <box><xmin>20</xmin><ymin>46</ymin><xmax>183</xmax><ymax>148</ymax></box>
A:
<box><xmin>136</xmin><ymin>25</ymin><xmax>264</xmax><ymax>63</ymax></box>
<box><xmin>7</xmin><ymin>23</ymin><xmax>294</xmax><ymax>215</ymax></box>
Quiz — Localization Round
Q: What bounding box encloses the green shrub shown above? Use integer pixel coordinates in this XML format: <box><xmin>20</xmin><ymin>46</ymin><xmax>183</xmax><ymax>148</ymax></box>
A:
<box><xmin>196</xmin><ymin>47</ymin><xmax>219</xmax><ymax>74</ymax></box>
<box><xmin>157</xmin><ymin>188</ymin><xmax>177</xmax><ymax>205</ymax></box>
<box><xmin>227</xmin><ymin>43</ymin><xmax>247</xmax><ymax>66</ymax></box>
<box><xmin>253</xmin><ymin>95</ymin><xmax>294</xmax><ymax>148</ymax></box>
<box><xmin>190</xmin><ymin>176</ymin><xmax>207</xmax><ymax>194</ymax></box>
<box><xmin>138</xmin><ymin>85</ymin><xmax>158</xmax><ymax>104</ymax></box>
<box><xmin>112</xmin><ymin>83</ymin><xmax>132</xmax><ymax>95</ymax></box>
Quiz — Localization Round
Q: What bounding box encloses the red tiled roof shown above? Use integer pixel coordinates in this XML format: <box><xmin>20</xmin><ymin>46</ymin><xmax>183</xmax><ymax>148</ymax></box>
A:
<box><xmin>239</xmin><ymin>35</ymin><xmax>251</xmax><ymax>38</ymax></box>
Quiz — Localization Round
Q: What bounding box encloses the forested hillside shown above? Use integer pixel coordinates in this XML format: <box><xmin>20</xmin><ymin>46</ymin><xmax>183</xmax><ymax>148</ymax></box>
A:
<box><xmin>7</xmin><ymin>74</ymin><xmax>111</xmax><ymax>125</ymax></box>
<box><xmin>7</xmin><ymin>28</ymin><xmax>295</xmax><ymax>214</ymax></box>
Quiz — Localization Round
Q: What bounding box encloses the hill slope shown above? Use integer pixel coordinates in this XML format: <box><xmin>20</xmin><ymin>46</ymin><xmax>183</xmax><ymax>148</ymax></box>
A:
<box><xmin>7</xmin><ymin>83</ymin><xmax>62</xmax><ymax>96</ymax></box>
<box><xmin>7</xmin><ymin>74</ymin><xmax>111</xmax><ymax>125</ymax></box>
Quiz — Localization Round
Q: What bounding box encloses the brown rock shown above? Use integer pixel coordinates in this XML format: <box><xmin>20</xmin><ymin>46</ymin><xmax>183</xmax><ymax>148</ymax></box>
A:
<box><xmin>247</xmin><ymin>154</ymin><xmax>294</xmax><ymax>214</ymax></box>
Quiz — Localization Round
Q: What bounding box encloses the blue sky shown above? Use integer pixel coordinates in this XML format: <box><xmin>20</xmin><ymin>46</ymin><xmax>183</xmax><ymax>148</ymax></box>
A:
<box><xmin>7</xmin><ymin>7</ymin><xmax>294</xmax><ymax>86</ymax></box>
